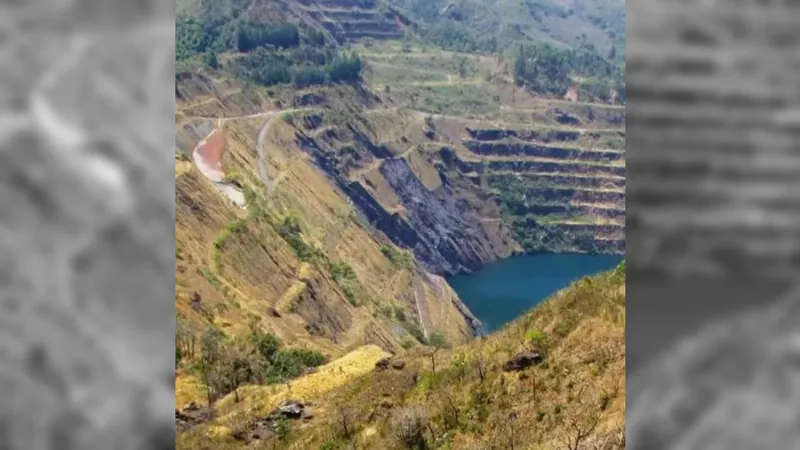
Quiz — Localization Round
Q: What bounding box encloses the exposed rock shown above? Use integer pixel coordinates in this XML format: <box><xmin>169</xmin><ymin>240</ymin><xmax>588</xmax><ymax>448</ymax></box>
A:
<box><xmin>232</xmin><ymin>400</ymin><xmax>313</xmax><ymax>443</ymax></box>
<box><xmin>375</xmin><ymin>357</ymin><xmax>392</xmax><ymax>370</ymax></box>
<box><xmin>391</xmin><ymin>360</ymin><xmax>406</xmax><ymax>370</ymax></box>
<box><xmin>190</xmin><ymin>292</ymin><xmax>202</xmax><ymax>312</ymax></box>
<box><xmin>175</xmin><ymin>402</ymin><xmax>214</xmax><ymax>433</ymax></box>
<box><xmin>502</xmin><ymin>350</ymin><xmax>544</xmax><ymax>372</ymax></box>
<box><xmin>268</xmin><ymin>307</ymin><xmax>282</xmax><ymax>318</ymax></box>
<box><xmin>184</xmin><ymin>402</ymin><xmax>200</xmax><ymax>412</ymax></box>
<box><xmin>273</xmin><ymin>399</ymin><xmax>305</xmax><ymax>419</ymax></box>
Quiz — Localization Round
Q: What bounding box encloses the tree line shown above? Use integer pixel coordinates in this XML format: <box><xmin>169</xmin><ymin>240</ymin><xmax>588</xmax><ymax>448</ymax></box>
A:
<box><xmin>512</xmin><ymin>41</ymin><xmax>624</xmax><ymax>103</ymax></box>
<box><xmin>237</xmin><ymin>46</ymin><xmax>364</xmax><ymax>87</ymax></box>
<box><xmin>176</xmin><ymin>13</ymin><xmax>364</xmax><ymax>88</ymax></box>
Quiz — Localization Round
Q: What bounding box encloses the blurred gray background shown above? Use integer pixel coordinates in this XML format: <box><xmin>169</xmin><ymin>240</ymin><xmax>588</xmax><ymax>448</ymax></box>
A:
<box><xmin>0</xmin><ymin>1</ymin><xmax>175</xmax><ymax>449</ymax></box>
<box><xmin>626</xmin><ymin>0</ymin><xmax>800</xmax><ymax>448</ymax></box>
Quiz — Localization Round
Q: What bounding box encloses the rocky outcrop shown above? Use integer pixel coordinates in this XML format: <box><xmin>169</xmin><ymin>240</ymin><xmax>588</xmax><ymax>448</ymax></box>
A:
<box><xmin>232</xmin><ymin>400</ymin><xmax>314</xmax><ymax>443</ymax></box>
<box><xmin>502</xmin><ymin>349</ymin><xmax>544</xmax><ymax>372</ymax></box>
<box><xmin>175</xmin><ymin>402</ymin><xmax>215</xmax><ymax>433</ymax></box>
<box><xmin>375</xmin><ymin>357</ymin><xmax>406</xmax><ymax>371</ymax></box>
<box><xmin>379</xmin><ymin>157</ymin><xmax>507</xmax><ymax>276</ymax></box>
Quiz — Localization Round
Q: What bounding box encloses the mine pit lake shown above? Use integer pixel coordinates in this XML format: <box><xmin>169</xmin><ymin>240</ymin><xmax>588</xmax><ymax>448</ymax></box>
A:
<box><xmin>447</xmin><ymin>253</ymin><xmax>623</xmax><ymax>334</ymax></box>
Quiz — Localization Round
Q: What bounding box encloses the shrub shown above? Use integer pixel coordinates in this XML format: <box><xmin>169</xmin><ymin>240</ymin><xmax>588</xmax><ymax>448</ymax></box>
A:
<box><xmin>392</xmin><ymin>406</ymin><xmax>428</xmax><ymax>449</ymax></box>
<box><xmin>281</xmin><ymin>112</ymin><xmax>295</xmax><ymax>124</ymax></box>
<box><xmin>329</xmin><ymin>261</ymin><xmax>357</xmax><ymax>281</ymax></box>
<box><xmin>267</xmin><ymin>348</ymin><xmax>326</xmax><ymax>383</ymax></box>
<box><xmin>405</xmin><ymin>323</ymin><xmax>427</xmax><ymax>345</ymax></box>
<box><xmin>381</xmin><ymin>244</ymin><xmax>414</xmax><ymax>269</ymax></box>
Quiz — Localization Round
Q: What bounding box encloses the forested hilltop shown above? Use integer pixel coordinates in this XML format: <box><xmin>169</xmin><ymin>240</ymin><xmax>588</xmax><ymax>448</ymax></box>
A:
<box><xmin>176</xmin><ymin>0</ymin><xmax>624</xmax><ymax>104</ymax></box>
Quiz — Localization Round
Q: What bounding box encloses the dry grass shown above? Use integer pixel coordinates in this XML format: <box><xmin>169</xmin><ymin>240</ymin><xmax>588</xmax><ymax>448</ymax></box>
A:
<box><xmin>177</xmin><ymin>266</ymin><xmax>625</xmax><ymax>450</ymax></box>
<box><xmin>174</xmin><ymin>76</ymin><xmax>481</xmax><ymax>411</ymax></box>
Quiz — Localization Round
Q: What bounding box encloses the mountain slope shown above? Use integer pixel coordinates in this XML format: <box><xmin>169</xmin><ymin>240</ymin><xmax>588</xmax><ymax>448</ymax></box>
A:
<box><xmin>176</xmin><ymin>263</ymin><xmax>626</xmax><ymax>450</ymax></box>
<box><xmin>174</xmin><ymin>0</ymin><xmax>625</xmax><ymax>445</ymax></box>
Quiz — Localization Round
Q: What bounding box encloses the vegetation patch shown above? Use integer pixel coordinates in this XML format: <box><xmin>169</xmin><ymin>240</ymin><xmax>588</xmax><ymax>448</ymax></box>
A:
<box><xmin>176</xmin><ymin>11</ymin><xmax>364</xmax><ymax>88</ymax></box>
<box><xmin>380</xmin><ymin>244</ymin><xmax>415</xmax><ymax>269</ymax></box>
<box><xmin>277</xmin><ymin>213</ymin><xmax>324</xmax><ymax>262</ymax></box>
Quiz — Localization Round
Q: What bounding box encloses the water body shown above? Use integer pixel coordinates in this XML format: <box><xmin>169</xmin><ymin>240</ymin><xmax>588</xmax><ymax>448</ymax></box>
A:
<box><xmin>447</xmin><ymin>253</ymin><xmax>623</xmax><ymax>334</ymax></box>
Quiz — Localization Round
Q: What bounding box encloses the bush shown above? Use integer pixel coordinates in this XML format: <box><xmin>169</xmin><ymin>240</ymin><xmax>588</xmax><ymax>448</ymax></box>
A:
<box><xmin>392</xmin><ymin>407</ymin><xmax>429</xmax><ymax>449</ymax></box>
<box><xmin>329</xmin><ymin>261</ymin><xmax>357</xmax><ymax>281</ymax></box>
<box><xmin>267</xmin><ymin>348</ymin><xmax>327</xmax><ymax>383</ymax></box>
<box><xmin>277</xmin><ymin>214</ymin><xmax>323</xmax><ymax>261</ymax></box>
<box><xmin>250</xmin><ymin>330</ymin><xmax>282</xmax><ymax>363</ymax></box>
<box><xmin>381</xmin><ymin>244</ymin><xmax>414</xmax><ymax>269</ymax></box>
<box><xmin>405</xmin><ymin>323</ymin><xmax>427</xmax><ymax>345</ymax></box>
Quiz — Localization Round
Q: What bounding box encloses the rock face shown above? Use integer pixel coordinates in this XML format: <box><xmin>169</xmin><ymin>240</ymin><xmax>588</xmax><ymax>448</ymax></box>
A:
<box><xmin>378</xmin><ymin>157</ymin><xmax>505</xmax><ymax>276</ymax></box>
<box><xmin>502</xmin><ymin>350</ymin><xmax>544</xmax><ymax>372</ymax></box>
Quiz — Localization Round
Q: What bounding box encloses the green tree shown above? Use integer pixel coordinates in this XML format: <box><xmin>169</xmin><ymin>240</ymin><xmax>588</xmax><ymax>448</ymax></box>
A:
<box><xmin>457</xmin><ymin>57</ymin><xmax>468</xmax><ymax>78</ymax></box>
<box><xmin>428</xmin><ymin>332</ymin><xmax>448</xmax><ymax>374</ymax></box>
<box><xmin>204</xmin><ymin>51</ymin><xmax>220</xmax><ymax>69</ymax></box>
<box><xmin>250</xmin><ymin>330</ymin><xmax>282</xmax><ymax>363</ymax></box>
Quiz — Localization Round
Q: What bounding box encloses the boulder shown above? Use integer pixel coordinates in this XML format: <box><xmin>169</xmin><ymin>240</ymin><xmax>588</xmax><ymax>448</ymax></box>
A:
<box><xmin>502</xmin><ymin>350</ymin><xmax>544</xmax><ymax>372</ymax></box>
<box><xmin>391</xmin><ymin>360</ymin><xmax>406</xmax><ymax>370</ymax></box>
<box><xmin>375</xmin><ymin>357</ymin><xmax>392</xmax><ymax>370</ymax></box>
<box><xmin>274</xmin><ymin>400</ymin><xmax>305</xmax><ymax>419</ymax></box>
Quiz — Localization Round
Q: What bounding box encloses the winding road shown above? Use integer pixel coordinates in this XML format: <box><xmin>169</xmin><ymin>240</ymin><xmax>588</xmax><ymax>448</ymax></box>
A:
<box><xmin>189</xmin><ymin>108</ymin><xmax>316</xmax><ymax>207</ymax></box>
<box><xmin>189</xmin><ymin>110</ymin><xmax>289</xmax><ymax>207</ymax></box>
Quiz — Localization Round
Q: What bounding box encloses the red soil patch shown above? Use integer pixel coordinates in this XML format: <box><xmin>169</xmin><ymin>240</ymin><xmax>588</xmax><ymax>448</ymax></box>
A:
<box><xmin>194</xmin><ymin>128</ymin><xmax>225</xmax><ymax>176</ymax></box>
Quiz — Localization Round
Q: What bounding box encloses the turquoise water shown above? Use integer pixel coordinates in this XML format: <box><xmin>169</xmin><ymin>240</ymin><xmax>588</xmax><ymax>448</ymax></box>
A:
<box><xmin>447</xmin><ymin>253</ymin><xmax>623</xmax><ymax>334</ymax></box>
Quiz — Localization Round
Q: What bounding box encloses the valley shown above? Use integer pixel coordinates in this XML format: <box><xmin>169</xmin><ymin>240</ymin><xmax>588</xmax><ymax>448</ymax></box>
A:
<box><xmin>174</xmin><ymin>0</ymin><xmax>625</xmax><ymax>448</ymax></box>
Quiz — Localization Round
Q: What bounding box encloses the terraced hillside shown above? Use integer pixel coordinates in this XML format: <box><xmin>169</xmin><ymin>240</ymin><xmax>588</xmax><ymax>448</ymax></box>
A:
<box><xmin>627</xmin><ymin>1</ymin><xmax>800</xmax><ymax>280</ymax></box>
<box><xmin>295</xmin><ymin>0</ymin><xmax>412</xmax><ymax>42</ymax></box>
<box><xmin>350</xmin><ymin>40</ymin><xmax>625</xmax><ymax>256</ymax></box>
<box><xmin>176</xmin><ymin>0</ymin><xmax>410</xmax><ymax>43</ymax></box>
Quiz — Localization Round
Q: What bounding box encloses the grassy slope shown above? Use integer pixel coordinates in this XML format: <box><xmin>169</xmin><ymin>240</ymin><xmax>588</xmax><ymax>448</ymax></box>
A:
<box><xmin>177</xmin><ymin>264</ymin><xmax>626</xmax><ymax>449</ymax></box>
<box><xmin>175</xmin><ymin>80</ymin><xmax>477</xmax><ymax>407</ymax></box>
